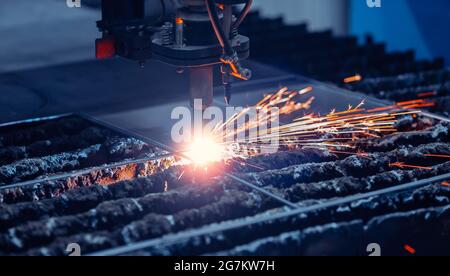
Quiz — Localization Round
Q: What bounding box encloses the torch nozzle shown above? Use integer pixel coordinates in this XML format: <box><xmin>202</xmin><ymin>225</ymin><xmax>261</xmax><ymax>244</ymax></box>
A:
<box><xmin>190</xmin><ymin>66</ymin><xmax>214</xmax><ymax>110</ymax></box>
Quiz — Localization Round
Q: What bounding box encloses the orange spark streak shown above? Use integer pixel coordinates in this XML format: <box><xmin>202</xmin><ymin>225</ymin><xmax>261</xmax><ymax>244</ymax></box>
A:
<box><xmin>404</xmin><ymin>245</ymin><xmax>416</xmax><ymax>255</ymax></box>
<box><xmin>442</xmin><ymin>182</ymin><xmax>450</xmax><ymax>187</ymax></box>
<box><xmin>230</xmin><ymin>159</ymin><xmax>266</xmax><ymax>171</ymax></box>
<box><xmin>299</xmin><ymin>86</ymin><xmax>314</xmax><ymax>95</ymax></box>
<box><xmin>256</xmin><ymin>94</ymin><xmax>272</xmax><ymax>108</ymax></box>
<box><xmin>389</xmin><ymin>111</ymin><xmax>421</xmax><ymax>117</ymax></box>
<box><xmin>424</xmin><ymin>154</ymin><xmax>450</xmax><ymax>159</ymax></box>
<box><xmin>396</xmin><ymin>99</ymin><xmax>426</xmax><ymax>106</ymax></box>
<box><xmin>208</xmin><ymin>87</ymin><xmax>412</xmax><ymax>161</ymax></box>
<box><xmin>343</xmin><ymin>74</ymin><xmax>362</xmax><ymax>84</ymax></box>
<box><xmin>367</xmin><ymin>105</ymin><xmax>398</xmax><ymax>113</ymax></box>
<box><xmin>367</xmin><ymin>100</ymin><xmax>431</xmax><ymax>114</ymax></box>
<box><xmin>389</xmin><ymin>162</ymin><xmax>433</xmax><ymax>170</ymax></box>
<box><xmin>418</xmin><ymin>91</ymin><xmax>437</xmax><ymax>98</ymax></box>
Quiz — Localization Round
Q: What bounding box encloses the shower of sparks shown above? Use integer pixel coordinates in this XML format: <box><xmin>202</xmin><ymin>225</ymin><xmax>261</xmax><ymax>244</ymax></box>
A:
<box><xmin>208</xmin><ymin>86</ymin><xmax>423</xmax><ymax>160</ymax></box>
<box><xmin>182</xmin><ymin>86</ymin><xmax>428</xmax><ymax>168</ymax></box>
<box><xmin>329</xmin><ymin>150</ymin><xmax>372</xmax><ymax>160</ymax></box>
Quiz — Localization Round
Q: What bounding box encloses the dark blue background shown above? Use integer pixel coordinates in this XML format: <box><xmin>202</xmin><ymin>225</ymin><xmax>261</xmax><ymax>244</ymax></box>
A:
<box><xmin>350</xmin><ymin>0</ymin><xmax>450</xmax><ymax>64</ymax></box>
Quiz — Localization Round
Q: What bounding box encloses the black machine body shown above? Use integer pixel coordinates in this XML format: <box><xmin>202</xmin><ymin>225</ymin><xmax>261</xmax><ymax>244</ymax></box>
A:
<box><xmin>96</xmin><ymin>0</ymin><xmax>253</xmax><ymax>108</ymax></box>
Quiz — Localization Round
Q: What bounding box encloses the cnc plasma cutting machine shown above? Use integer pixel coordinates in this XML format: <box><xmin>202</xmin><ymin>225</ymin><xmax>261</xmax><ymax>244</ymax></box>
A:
<box><xmin>95</xmin><ymin>0</ymin><xmax>252</xmax><ymax>109</ymax></box>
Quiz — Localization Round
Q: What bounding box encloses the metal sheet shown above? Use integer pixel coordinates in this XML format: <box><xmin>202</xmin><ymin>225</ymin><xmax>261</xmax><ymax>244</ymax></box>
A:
<box><xmin>95</xmin><ymin>75</ymin><xmax>391</xmax><ymax>147</ymax></box>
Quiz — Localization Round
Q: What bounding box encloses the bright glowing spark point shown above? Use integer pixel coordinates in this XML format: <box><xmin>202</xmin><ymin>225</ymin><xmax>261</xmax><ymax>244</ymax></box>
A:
<box><xmin>442</xmin><ymin>181</ymin><xmax>450</xmax><ymax>187</ymax></box>
<box><xmin>181</xmin><ymin>86</ymin><xmax>432</xmax><ymax>168</ymax></box>
<box><xmin>185</xmin><ymin>138</ymin><xmax>225</xmax><ymax>166</ymax></box>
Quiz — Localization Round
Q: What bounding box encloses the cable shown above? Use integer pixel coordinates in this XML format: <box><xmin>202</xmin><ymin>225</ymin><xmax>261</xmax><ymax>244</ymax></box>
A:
<box><xmin>206</xmin><ymin>0</ymin><xmax>252</xmax><ymax>82</ymax></box>
<box><xmin>205</xmin><ymin>0</ymin><xmax>235</xmax><ymax>56</ymax></box>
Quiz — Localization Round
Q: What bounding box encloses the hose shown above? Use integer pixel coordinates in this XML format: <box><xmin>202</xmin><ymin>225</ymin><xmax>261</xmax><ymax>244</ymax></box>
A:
<box><xmin>205</xmin><ymin>0</ymin><xmax>235</xmax><ymax>56</ymax></box>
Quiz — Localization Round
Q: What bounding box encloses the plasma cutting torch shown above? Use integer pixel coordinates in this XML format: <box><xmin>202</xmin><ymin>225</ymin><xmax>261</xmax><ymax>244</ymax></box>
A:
<box><xmin>95</xmin><ymin>0</ymin><xmax>253</xmax><ymax>109</ymax></box>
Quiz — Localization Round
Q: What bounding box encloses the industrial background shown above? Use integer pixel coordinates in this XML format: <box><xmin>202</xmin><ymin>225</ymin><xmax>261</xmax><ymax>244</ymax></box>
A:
<box><xmin>2</xmin><ymin>0</ymin><xmax>450</xmax><ymax>121</ymax></box>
